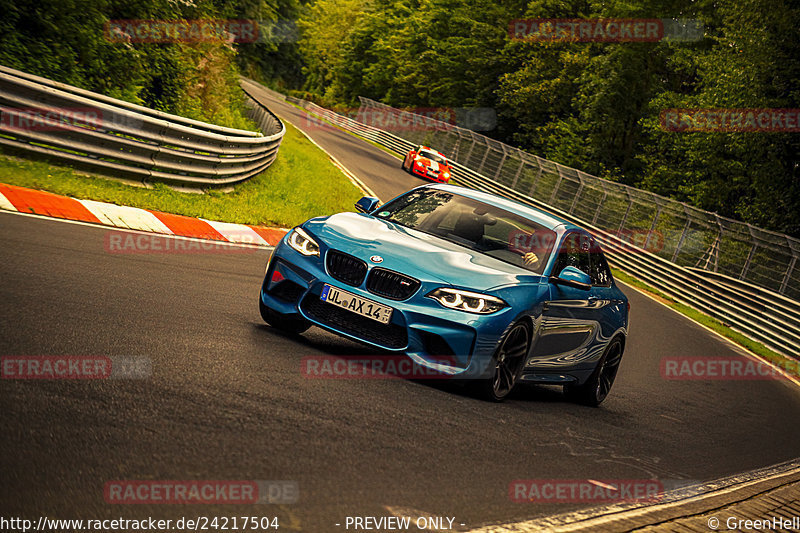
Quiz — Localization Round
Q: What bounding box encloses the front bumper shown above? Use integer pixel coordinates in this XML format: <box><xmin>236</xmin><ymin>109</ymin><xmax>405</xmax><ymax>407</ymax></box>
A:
<box><xmin>411</xmin><ymin>164</ymin><xmax>450</xmax><ymax>183</ymax></box>
<box><xmin>260</xmin><ymin>241</ymin><xmax>514</xmax><ymax>378</ymax></box>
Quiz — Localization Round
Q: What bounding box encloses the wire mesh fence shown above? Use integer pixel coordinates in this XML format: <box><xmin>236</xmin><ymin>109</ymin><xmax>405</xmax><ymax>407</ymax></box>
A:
<box><xmin>358</xmin><ymin>96</ymin><xmax>800</xmax><ymax>301</ymax></box>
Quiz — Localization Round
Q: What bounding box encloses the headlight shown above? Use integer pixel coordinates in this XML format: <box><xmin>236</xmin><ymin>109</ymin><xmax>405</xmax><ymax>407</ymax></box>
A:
<box><xmin>427</xmin><ymin>288</ymin><xmax>507</xmax><ymax>314</ymax></box>
<box><xmin>287</xmin><ymin>227</ymin><xmax>320</xmax><ymax>256</ymax></box>
<box><xmin>442</xmin><ymin>172</ymin><xmax>450</xmax><ymax>178</ymax></box>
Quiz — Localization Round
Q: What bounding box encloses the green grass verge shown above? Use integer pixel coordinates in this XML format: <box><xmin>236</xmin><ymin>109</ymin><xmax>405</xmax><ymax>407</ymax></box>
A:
<box><xmin>0</xmin><ymin>121</ymin><xmax>363</xmax><ymax>228</ymax></box>
<box><xmin>611</xmin><ymin>267</ymin><xmax>791</xmax><ymax>369</ymax></box>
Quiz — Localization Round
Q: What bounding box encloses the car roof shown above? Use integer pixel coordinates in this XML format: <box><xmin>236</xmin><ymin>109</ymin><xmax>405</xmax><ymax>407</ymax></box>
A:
<box><xmin>422</xmin><ymin>183</ymin><xmax>577</xmax><ymax>231</ymax></box>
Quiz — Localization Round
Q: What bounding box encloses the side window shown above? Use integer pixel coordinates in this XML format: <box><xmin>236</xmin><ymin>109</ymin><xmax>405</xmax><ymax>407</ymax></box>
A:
<box><xmin>552</xmin><ymin>232</ymin><xmax>591</xmax><ymax>277</ymax></box>
<box><xmin>589</xmin><ymin>240</ymin><xmax>612</xmax><ymax>287</ymax></box>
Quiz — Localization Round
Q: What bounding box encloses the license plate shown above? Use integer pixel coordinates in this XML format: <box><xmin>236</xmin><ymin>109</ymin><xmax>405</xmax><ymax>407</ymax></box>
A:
<box><xmin>320</xmin><ymin>285</ymin><xmax>393</xmax><ymax>324</ymax></box>
<box><xmin>427</xmin><ymin>171</ymin><xmax>438</xmax><ymax>177</ymax></box>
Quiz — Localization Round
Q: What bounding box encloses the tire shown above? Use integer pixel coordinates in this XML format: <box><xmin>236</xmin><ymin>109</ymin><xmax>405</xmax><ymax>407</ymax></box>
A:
<box><xmin>259</xmin><ymin>297</ymin><xmax>310</xmax><ymax>335</ymax></box>
<box><xmin>564</xmin><ymin>336</ymin><xmax>624</xmax><ymax>407</ymax></box>
<box><xmin>476</xmin><ymin>321</ymin><xmax>531</xmax><ymax>402</ymax></box>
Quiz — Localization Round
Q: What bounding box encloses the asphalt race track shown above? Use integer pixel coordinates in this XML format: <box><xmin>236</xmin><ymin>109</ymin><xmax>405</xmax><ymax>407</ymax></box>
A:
<box><xmin>2</xmin><ymin>83</ymin><xmax>800</xmax><ymax>531</ymax></box>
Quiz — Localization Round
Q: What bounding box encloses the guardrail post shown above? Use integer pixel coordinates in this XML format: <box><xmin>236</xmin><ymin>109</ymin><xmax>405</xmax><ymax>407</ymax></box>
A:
<box><xmin>781</xmin><ymin>256</ymin><xmax>797</xmax><ymax>295</ymax></box>
<box><xmin>511</xmin><ymin>158</ymin><xmax>525</xmax><ymax>189</ymax></box>
<box><xmin>672</xmin><ymin>217</ymin><xmax>692</xmax><ymax>262</ymax></box>
<box><xmin>463</xmin><ymin>134</ymin><xmax>476</xmax><ymax>167</ymax></box>
<box><xmin>451</xmin><ymin>130</ymin><xmax>463</xmax><ymax>161</ymax></box>
<box><xmin>740</xmin><ymin>243</ymin><xmax>757</xmax><ymax>279</ymax></box>
<box><xmin>569</xmin><ymin>175</ymin><xmax>585</xmax><ymax>214</ymax></box>
<box><xmin>698</xmin><ymin>233</ymin><xmax>721</xmax><ymax>271</ymax></box>
<box><xmin>592</xmin><ymin>191</ymin><xmax>607</xmax><ymax>224</ymax></box>
<box><xmin>478</xmin><ymin>141</ymin><xmax>491</xmax><ymax>173</ymax></box>
<box><xmin>549</xmin><ymin>172</ymin><xmax>564</xmax><ymax>204</ymax></box>
<box><xmin>644</xmin><ymin>205</ymin><xmax>663</xmax><ymax>252</ymax></box>
<box><xmin>617</xmin><ymin>193</ymin><xmax>633</xmax><ymax>232</ymax></box>
<box><xmin>528</xmin><ymin>159</ymin><xmax>543</xmax><ymax>197</ymax></box>
<box><xmin>495</xmin><ymin>146</ymin><xmax>508</xmax><ymax>182</ymax></box>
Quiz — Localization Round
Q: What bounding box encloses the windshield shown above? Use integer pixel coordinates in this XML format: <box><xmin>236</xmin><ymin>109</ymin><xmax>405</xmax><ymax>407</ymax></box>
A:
<box><xmin>376</xmin><ymin>189</ymin><xmax>556</xmax><ymax>274</ymax></box>
<box><xmin>418</xmin><ymin>150</ymin><xmax>447</xmax><ymax>165</ymax></box>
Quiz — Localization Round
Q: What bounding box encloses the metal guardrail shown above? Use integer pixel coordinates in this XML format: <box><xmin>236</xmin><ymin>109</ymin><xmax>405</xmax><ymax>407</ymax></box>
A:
<box><xmin>453</xmin><ymin>163</ymin><xmax>800</xmax><ymax>358</ymax></box>
<box><xmin>359</xmin><ymin>97</ymin><xmax>800</xmax><ymax>303</ymax></box>
<box><xmin>287</xmin><ymin>94</ymin><xmax>799</xmax><ymax>358</ymax></box>
<box><xmin>0</xmin><ymin>66</ymin><xmax>285</xmax><ymax>187</ymax></box>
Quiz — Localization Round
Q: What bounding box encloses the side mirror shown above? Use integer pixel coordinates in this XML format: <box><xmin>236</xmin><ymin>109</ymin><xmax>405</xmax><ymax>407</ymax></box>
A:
<box><xmin>355</xmin><ymin>196</ymin><xmax>380</xmax><ymax>213</ymax></box>
<box><xmin>550</xmin><ymin>266</ymin><xmax>591</xmax><ymax>291</ymax></box>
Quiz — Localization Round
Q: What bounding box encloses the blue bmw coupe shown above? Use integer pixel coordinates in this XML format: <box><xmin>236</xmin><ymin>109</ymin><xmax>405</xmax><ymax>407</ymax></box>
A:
<box><xmin>259</xmin><ymin>184</ymin><xmax>629</xmax><ymax>404</ymax></box>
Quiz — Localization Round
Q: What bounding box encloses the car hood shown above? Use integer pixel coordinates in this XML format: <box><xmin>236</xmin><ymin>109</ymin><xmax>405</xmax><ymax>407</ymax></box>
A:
<box><xmin>304</xmin><ymin>212</ymin><xmax>543</xmax><ymax>291</ymax></box>
<box><xmin>417</xmin><ymin>157</ymin><xmax>448</xmax><ymax>172</ymax></box>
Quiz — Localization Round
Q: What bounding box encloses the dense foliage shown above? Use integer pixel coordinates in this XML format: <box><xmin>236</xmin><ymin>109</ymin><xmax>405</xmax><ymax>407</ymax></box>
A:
<box><xmin>0</xmin><ymin>0</ymin><xmax>283</xmax><ymax>129</ymax></box>
<box><xmin>1</xmin><ymin>0</ymin><xmax>797</xmax><ymax>235</ymax></box>
<box><xmin>292</xmin><ymin>0</ymin><xmax>800</xmax><ymax>236</ymax></box>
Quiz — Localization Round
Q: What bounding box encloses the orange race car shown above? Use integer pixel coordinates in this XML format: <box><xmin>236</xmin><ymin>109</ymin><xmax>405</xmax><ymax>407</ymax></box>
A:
<box><xmin>402</xmin><ymin>145</ymin><xmax>452</xmax><ymax>183</ymax></box>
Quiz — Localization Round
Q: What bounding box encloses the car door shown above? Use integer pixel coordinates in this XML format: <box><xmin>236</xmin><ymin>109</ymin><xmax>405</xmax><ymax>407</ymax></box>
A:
<box><xmin>587</xmin><ymin>237</ymin><xmax>628</xmax><ymax>345</ymax></box>
<box><xmin>528</xmin><ymin>231</ymin><xmax>600</xmax><ymax>370</ymax></box>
